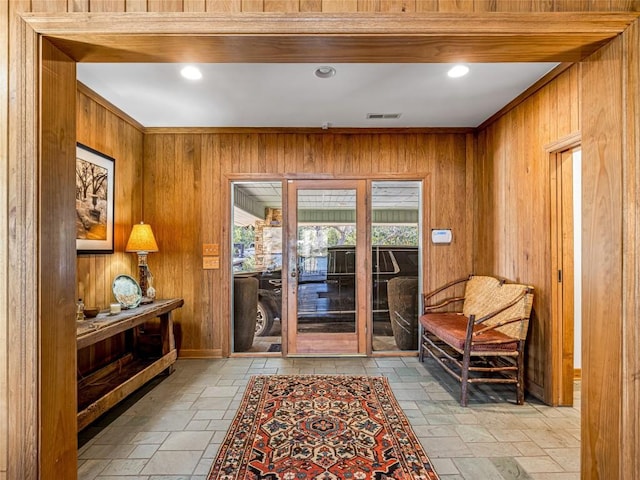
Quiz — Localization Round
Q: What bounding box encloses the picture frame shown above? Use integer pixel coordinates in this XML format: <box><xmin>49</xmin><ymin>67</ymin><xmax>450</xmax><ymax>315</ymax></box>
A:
<box><xmin>76</xmin><ymin>143</ymin><xmax>115</xmax><ymax>254</ymax></box>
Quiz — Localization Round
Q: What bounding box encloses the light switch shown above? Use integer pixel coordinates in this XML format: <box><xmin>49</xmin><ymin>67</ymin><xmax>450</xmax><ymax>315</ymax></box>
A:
<box><xmin>203</xmin><ymin>256</ymin><xmax>220</xmax><ymax>269</ymax></box>
<box><xmin>203</xmin><ymin>243</ymin><xmax>219</xmax><ymax>256</ymax></box>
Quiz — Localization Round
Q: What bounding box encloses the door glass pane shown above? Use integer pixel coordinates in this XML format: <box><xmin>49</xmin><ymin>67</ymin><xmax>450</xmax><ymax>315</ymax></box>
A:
<box><xmin>296</xmin><ymin>189</ymin><xmax>357</xmax><ymax>334</ymax></box>
<box><xmin>231</xmin><ymin>181</ymin><xmax>283</xmax><ymax>354</ymax></box>
<box><xmin>371</xmin><ymin>181</ymin><xmax>421</xmax><ymax>351</ymax></box>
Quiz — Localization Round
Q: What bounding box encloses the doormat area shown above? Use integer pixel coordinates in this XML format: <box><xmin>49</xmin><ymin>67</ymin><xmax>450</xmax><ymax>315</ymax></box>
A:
<box><xmin>208</xmin><ymin>374</ymin><xmax>440</xmax><ymax>479</ymax></box>
<box><xmin>267</xmin><ymin>343</ymin><xmax>281</xmax><ymax>352</ymax></box>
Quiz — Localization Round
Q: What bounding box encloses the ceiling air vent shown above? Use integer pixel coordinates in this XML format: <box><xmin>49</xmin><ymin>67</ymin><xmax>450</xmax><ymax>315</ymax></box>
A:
<box><xmin>366</xmin><ymin>113</ymin><xmax>402</xmax><ymax>119</ymax></box>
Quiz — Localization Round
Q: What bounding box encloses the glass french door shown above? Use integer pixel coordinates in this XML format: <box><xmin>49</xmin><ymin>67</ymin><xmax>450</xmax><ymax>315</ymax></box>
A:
<box><xmin>286</xmin><ymin>180</ymin><xmax>368</xmax><ymax>355</ymax></box>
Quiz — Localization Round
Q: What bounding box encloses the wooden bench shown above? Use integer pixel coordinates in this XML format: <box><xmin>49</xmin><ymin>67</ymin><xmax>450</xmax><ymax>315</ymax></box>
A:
<box><xmin>419</xmin><ymin>275</ymin><xmax>533</xmax><ymax>406</ymax></box>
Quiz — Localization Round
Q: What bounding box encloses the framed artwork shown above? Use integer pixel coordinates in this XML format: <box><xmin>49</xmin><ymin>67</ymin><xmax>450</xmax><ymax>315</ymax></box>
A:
<box><xmin>76</xmin><ymin>143</ymin><xmax>115</xmax><ymax>254</ymax></box>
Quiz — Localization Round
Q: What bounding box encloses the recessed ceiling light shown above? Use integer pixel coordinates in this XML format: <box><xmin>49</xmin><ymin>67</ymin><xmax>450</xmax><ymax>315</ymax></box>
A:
<box><xmin>447</xmin><ymin>64</ymin><xmax>469</xmax><ymax>78</ymax></box>
<box><xmin>315</xmin><ymin>66</ymin><xmax>336</xmax><ymax>79</ymax></box>
<box><xmin>181</xmin><ymin>66</ymin><xmax>202</xmax><ymax>80</ymax></box>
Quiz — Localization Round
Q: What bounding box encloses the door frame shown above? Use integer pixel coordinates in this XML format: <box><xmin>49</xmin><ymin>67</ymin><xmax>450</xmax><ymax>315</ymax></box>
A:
<box><xmin>286</xmin><ymin>179</ymin><xmax>369</xmax><ymax>356</ymax></box>
<box><xmin>547</xmin><ymin>132</ymin><xmax>581</xmax><ymax>407</ymax></box>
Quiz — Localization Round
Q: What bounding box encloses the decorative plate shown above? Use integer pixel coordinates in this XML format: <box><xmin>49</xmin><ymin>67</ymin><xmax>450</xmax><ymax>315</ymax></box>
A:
<box><xmin>112</xmin><ymin>274</ymin><xmax>142</xmax><ymax>309</ymax></box>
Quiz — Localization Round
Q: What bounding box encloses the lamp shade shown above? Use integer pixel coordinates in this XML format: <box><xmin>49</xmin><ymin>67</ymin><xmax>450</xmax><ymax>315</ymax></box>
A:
<box><xmin>125</xmin><ymin>222</ymin><xmax>159</xmax><ymax>253</ymax></box>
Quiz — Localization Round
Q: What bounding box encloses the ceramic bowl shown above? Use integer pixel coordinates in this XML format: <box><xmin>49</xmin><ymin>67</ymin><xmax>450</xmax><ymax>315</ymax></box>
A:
<box><xmin>83</xmin><ymin>307</ymin><xmax>100</xmax><ymax>318</ymax></box>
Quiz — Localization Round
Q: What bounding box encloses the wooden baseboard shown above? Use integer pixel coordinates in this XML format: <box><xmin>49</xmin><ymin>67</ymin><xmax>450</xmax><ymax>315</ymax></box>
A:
<box><xmin>178</xmin><ymin>349</ymin><xmax>223</xmax><ymax>358</ymax></box>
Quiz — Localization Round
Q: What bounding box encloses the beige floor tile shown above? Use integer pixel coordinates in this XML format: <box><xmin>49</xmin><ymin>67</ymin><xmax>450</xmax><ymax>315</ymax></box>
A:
<box><xmin>99</xmin><ymin>459</ymin><xmax>147</xmax><ymax>476</ymax></box>
<box><xmin>78</xmin><ymin>459</ymin><xmax>110</xmax><ymax>480</ymax></box>
<box><xmin>453</xmin><ymin>457</ymin><xmax>506</xmax><ymax>479</ymax></box>
<box><xmin>128</xmin><ymin>444</ymin><xmax>160</xmax><ymax>459</ymax></box>
<box><xmin>516</xmin><ymin>456</ymin><xmax>564</xmax><ymax>473</ymax></box>
<box><xmin>529</xmin><ymin>473</ymin><xmax>580</xmax><ymax>480</ymax></box>
<box><xmin>95</xmin><ymin>477</ymin><xmax>149</xmax><ymax>480</ymax></box>
<box><xmin>159</xmin><ymin>431</ymin><xmax>214</xmax><ymax>451</ymax></box>
<box><xmin>467</xmin><ymin>442</ymin><xmax>522</xmax><ymax>458</ymax></box>
<box><xmin>544</xmin><ymin>448</ymin><xmax>580</xmax><ymax>472</ymax></box>
<box><xmin>454</xmin><ymin>424</ymin><xmax>497</xmax><ymax>443</ymax></box>
<box><xmin>140</xmin><ymin>451</ymin><xmax>202</xmax><ymax>475</ymax></box>
<box><xmin>131</xmin><ymin>431</ymin><xmax>170</xmax><ymax>445</ymax></box>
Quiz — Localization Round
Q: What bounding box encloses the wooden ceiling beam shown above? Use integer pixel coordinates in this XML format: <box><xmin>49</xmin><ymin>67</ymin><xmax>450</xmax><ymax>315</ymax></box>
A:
<box><xmin>21</xmin><ymin>12</ymin><xmax>639</xmax><ymax>63</ymax></box>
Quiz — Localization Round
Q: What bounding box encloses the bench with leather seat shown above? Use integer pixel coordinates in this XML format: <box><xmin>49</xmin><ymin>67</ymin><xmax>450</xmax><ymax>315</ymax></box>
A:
<box><xmin>419</xmin><ymin>275</ymin><xmax>534</xmax><ymax>406</ymax></box>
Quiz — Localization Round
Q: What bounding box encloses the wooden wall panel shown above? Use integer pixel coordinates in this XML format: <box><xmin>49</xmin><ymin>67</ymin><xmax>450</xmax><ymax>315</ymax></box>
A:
<box><xmin>0</xmin><ymin>2</ymin><xmax>7</xmax><ymax>478</ymax></box>
<box><xmin>264</xmin><ymin>0</ymin><xmax>300</xmax><ymax>11</ymax></box>
<box><xmin>475</xmin><ymin>65</ymin><xmax>580</xmax><ymax>400</ymax></box>
<box><xmin>581</xmin><ymin>32</ymin><xmax>623</xmax><ymax>479</ymax></box>
<box><xmin>40</xmin><ymin>39</ymin><xmax>77</xmax><ymax>480</ymax></box>
<box><xmin>622</xmin><ymin>18</ymin><xmax>640</xmax><ymax>480</ymax></box>
<box><xmin>143</xmin><ymin>131</ymin><xmax>471</xmax><ymax>355</ymax></box>
<box><xmin>76</xmin><ymin>87</ymin><xmax>143</xmax><ymax>309</ymax></box>
<box><xmin>35</xmin><ymin>0</ymin><xmax>640</xmax><ymax>11</ymax></box>
<box><xmin>7</xmin><ymin>3</ymin><xmax>40</xmax><ymax>478</ymax></box>
<box><xmin>75</xmin><ymin>86</ymin><xmax>143</xmax><ymax>377</ymax></box>
<box><xmin>89</xmin><ymin>1</ymin><xmax>126</xmax><ymax>12</ymax></box>
<box><xmin>19</xmin><ymin>0</ymin><xmax>640</xmax><ymax>12</ymax></box>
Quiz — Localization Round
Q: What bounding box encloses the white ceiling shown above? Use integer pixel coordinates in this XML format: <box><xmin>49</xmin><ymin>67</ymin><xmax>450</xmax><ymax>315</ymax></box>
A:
<box><xmin>77</xmin><ymin>62</ymin><xmax>558</xmax><ymax>128</ymax></box>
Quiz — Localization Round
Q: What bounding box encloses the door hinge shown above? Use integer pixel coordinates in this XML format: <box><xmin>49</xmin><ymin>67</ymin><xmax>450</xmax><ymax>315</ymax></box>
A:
<box><xmin>558</xmin><ymin>270</ymin><xmax>562</xmax><ymax>283</ymax></box>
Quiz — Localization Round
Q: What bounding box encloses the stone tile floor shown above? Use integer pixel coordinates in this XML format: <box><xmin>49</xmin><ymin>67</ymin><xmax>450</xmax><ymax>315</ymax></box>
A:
<box><xmin>78</xmin><ymin>357</ymin><xmax>580</xmax><ymax>480</ymax></box>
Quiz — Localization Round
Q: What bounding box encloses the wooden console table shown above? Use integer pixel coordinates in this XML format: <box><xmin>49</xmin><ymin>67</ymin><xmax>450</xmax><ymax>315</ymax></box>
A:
<box><xmin>76</xmin><ymin>298</ymin><xmax>184</xmax><ymax>431</ymax></box>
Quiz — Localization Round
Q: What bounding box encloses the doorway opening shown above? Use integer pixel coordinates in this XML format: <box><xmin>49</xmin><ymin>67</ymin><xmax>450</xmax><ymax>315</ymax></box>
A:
<box><xmin>230</xmin><ymin>178</ymin><xmax>422</xmax><ymax>356</ymax></box>
<box><xmin>550</xmin><ymin>137</ymin><xmax>582</xmax><ymax>406</ymax></box>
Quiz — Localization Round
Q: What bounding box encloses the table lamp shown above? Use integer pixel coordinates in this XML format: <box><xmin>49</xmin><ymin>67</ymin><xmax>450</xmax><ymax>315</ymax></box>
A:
<box><xmin>125</xmin><ymin>221</ymin><xmax>159</xmax><ymax>302</ymax></box>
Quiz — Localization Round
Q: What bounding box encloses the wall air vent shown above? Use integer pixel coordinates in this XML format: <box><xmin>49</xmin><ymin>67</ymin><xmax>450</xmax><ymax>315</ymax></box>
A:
<box><xmin>366</xmin><ymin>113</ymin><xmax>402</xmax><ymax>119</ymax></box>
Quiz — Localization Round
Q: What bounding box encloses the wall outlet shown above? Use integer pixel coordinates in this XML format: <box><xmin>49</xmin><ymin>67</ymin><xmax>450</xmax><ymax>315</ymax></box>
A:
<box><xmin>203</xmin><ymin>243</ymin><xmax>219</xmax><ymax>256</ymax></box>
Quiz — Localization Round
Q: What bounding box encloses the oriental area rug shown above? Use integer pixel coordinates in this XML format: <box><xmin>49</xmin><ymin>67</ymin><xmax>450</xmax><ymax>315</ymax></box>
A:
<box><xmin>207</xmin><ymin>375</ymin><xmax>440</xmax><ymax>480</ymax></box>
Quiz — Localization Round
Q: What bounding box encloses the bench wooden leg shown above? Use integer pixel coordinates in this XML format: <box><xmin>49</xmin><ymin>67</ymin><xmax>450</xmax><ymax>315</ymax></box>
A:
<box><xmin>516</xmin><ymin>341</ymin><xmax>525</xmax><ymax>405</ymax></box>
<box><xmin>460</xmin><ymin>350</ymin><xmax>471</xmax><ymax>407</ymax></box>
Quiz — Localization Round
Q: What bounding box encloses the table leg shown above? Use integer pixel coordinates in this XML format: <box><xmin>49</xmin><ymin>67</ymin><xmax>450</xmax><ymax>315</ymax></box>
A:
<box><xmin>160</xmin><ymin>311</ymin><xmax>176</xmax><ymax>374</ymax></box>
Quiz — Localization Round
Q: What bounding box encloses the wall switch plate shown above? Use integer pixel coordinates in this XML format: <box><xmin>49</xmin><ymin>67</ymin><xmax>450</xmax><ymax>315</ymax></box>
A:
<box><xmin>203</xmin><ymin>243</ymin><xmax>219</xmax><ymax>256</ymax></box>
<box><xmin>203</xmin><ymin>256</ymin><xmax>220</xmax><ymax>269</ymax></box>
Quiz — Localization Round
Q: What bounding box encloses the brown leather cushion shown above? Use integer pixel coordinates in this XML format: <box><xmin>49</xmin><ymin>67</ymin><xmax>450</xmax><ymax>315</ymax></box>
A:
<box><xmin>420</xmin><ymin>313</ymin><xmax>519</xmax><ymax>352</ymax></box>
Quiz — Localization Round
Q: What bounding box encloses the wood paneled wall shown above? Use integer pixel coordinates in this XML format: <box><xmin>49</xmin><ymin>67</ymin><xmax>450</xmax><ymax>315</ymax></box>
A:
<box><xmin>0</xmin><ymin>2</ymin><xmax>8</xmax><ymax>478</ymax></box>
<box><xmin>142</xmin><ymin>131</ymin><xmax>472</xmax><ymax>356</ymax></box>
<box><xmin>475</xmin><ymin>65</ymin><xmax>580</xmax><ymax>400</ymax></box>
<box><xmin>75</xmin><ymin>85</ymin><xmax>144</xmax><ymax>375</ymax></box>
<box><xmin>76</xmin><ymin>85</ymin><xmax>143</xmax><ymax>308</ymax></box>
<box><xmin>50</xmin><ymin>0</ymin><xmax>640</xmax><ymax>13</ymax></box>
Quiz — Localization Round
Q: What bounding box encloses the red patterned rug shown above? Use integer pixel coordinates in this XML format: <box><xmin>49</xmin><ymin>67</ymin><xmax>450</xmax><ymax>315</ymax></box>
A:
<box><xmin>208</xmin><ymin>375</ymin><xmax>439</xmax><ymax>479</ymax></box>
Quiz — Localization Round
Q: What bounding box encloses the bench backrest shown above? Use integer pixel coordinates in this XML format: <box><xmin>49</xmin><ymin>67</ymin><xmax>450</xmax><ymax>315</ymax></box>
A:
<box><xmin>462</xmin><ymin>275</ymin><xmax>534</xmax><ymax>340</ymax></box>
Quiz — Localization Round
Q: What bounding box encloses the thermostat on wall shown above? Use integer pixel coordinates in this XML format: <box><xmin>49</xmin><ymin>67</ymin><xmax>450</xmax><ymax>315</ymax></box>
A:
<box><xmin>431</xmin><ymin>229</ymin><xmax>452</xmax><ymax>244</ymax></box>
